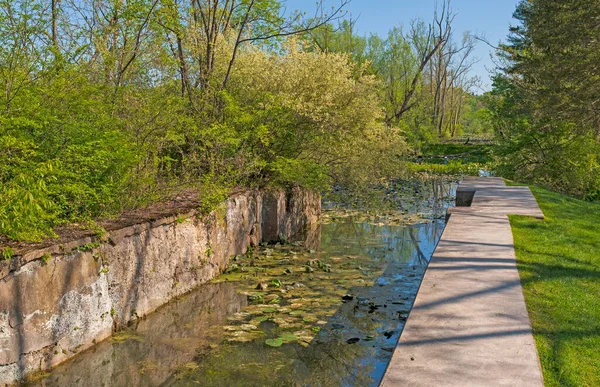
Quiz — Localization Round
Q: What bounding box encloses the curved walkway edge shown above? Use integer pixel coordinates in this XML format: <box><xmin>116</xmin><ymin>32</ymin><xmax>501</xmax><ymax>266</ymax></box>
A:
<box><xmin>381</xmin><ymin>177</ymin><xmax>545</xmax><ymax>387</ymax></box>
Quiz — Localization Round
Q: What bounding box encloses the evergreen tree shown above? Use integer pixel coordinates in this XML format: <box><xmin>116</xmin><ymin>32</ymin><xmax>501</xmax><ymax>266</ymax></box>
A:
<box><xmin>490</xmin><ymin>0</ymin><xmax>600</xmax><ymax>198</ymax></box>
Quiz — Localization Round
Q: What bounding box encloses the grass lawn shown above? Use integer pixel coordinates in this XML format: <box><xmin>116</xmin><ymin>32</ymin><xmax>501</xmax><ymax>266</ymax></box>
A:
<box><xmin>406</xmin><ymin>143</ymin><xmax>494</xmax><ymax>176</ymax></box>
<box><xmin>508</xmin><ymin>185</ymin><xmax>600</xmax><ymax>387</ymax></box>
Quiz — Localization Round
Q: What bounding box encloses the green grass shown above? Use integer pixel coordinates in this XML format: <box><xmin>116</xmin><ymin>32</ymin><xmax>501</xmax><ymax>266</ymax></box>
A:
<box><xmin>508</xmin><ymin>185</ymin><xmax>600</xmax><ymax>387</ymax></box>
<box><xmin>420</xmin><ymin>143</ymin><xmax>494</xmax><ymax>164</ymax></box>
<box><xmin>406</xmin><ymin>160</ymin><xmax>487</xmax><ymax>176</ymax></box>
<box><xmin>407</xmin><ymin>143</ymin><xmax>495</xmax><ymax>176</ymax></box>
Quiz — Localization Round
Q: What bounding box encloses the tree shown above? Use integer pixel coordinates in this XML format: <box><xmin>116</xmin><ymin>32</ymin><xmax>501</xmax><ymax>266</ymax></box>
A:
<box><xmin>383</xmin><ymin>1</ymin><xmax>452</xmax><ymax>127</ymax></box>
<box><xmin>490</xmin><ymin>0</ymin><xmax>600</xmax><ymax>198</ymax></box>
<box><xmin>429</xmin><ymin>30</ymin><xmax>478</xmax><ymax>137</ymax></box>
<box><xmin>2</xmin><ymin>0</ymin><xmax>414</xmax><ymax>242</ymax></box>
<box><xmin>306</xmin><ymin>19</ymin><xmax>371</xmax><ymax>73</ymax></box>
<box><xmin>156</xmin><ymin>0</ymin><xmax>349</xmax><ymax>100</ymax></box>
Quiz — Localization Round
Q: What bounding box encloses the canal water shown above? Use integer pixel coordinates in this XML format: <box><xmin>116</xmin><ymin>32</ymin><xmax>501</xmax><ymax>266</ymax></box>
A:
<box><xmin>33</xmin><ymin>179</ymin><xmax>456</xmax><ymax>387</ymax></box>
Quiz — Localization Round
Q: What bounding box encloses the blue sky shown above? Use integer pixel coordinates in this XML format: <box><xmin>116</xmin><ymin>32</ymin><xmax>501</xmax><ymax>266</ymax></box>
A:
<box><xmin>284</xmin><ymin>0</ymin><xmax>521</xmax><ymax>91</ymax></box>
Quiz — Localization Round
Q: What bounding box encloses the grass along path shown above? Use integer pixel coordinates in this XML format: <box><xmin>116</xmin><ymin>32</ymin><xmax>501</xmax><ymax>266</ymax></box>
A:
<box><xmin>508</xmin><ymin>185</ymin><xmax>600</xmax><ymax>387</ymax></box>
<box><xmin>406</xmin><ymin>142</ymin><xmax>494</xmax><ymax>176</ymax></box>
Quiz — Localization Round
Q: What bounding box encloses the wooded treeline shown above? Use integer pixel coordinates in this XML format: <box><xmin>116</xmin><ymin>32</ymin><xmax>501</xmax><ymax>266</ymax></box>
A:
<box><xmin>309</xmin><ymin>6</ymin><xmax>489</xmax><ymax>144</ymax></box>
<box><xmin>489</xmin><ymin>0</ymin><xmax>600</xmax><ymax>199</ymax></box>
<box><xmin>0</xmin><ymin>0</ymin><xmax>486</xmax><ymax>242</ymax></box>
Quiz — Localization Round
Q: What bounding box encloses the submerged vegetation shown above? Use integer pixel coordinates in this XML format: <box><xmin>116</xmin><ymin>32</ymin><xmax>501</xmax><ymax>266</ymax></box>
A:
<box><xmin>215</xmin><ymin>243</ymin><xmax>377</xmax><ymax>347</ymax></box>
<box><xmin>37</xmin><ymin>207</ymin><xmax>446</xmax><ymax>386</ymax></box>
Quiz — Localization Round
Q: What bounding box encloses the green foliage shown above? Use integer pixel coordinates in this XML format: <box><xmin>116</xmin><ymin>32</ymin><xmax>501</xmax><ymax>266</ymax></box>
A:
<box><xmin>420</xmin><ymin>143</ymin><xmax>493</xmax><ymax>163</ymax></box>
<box><xmin>307</xmin><ymin>20</ymin><xmax>372</xmax><ymax>73</ymax></box>
<box><xmin>406</xmin><ymin>161</ymin><xmax>488</xmax><ymax>177</ymax></box>
<box><xmin>269</xmin><ymin>158</ymin><xmax>331</xmax><ymax>191</ymax></box>
<box><xmin>77</xmin><ymin>242</ymin><xmax>102</xmax><ymax>252</ymax></box>
<box><xmin>0</xmin><ymin>0</ymin><xmax>484</xmax><ymax>242</ymax></box>
<box><xmin>230</xmin><ymin>39</ymin><xmax>406</xmax><ymax>190</ymax></box>
<box><xmin>264</xmin><ymin>338</ymin><xmax>283</xmax><ymax>347</ymax></box>
<box><xmin>460</xmin><ymin>94</ymin><xmax>494</xmax><ymax>137</ymax></box>
<box><xmin>0</xmin><ymin>133</ymin><xmax>57</xmax><ymax>241</ymax></box>
<box><xmin>41</xmin><ymin>253</ymin><xmax>51</xmax><ymax>264</ymax></box>
<box><xmin>490</xmin><ymin>0</ymin><xmax>600</xmax><ymax>199</ymax></box>
<box><xmin>307</xmin><ymin>12</ymin><xmax>487</xmax><ymax>147</ymax></box>
<box><xmin>509</xmin><ymin>185</ymin><xmax>600</xmax><ymax>386</ymax></box>
<box><xmin>0</xmin><ymin>69</ymin><xmax>139</xmax><ymax>241</ymax></box>
<box><xmin>196</xmin><ymin>176</ymin><xmax>232</xmax><ymax>215</ymax></box>
<box><xmin>407</xmin><ymin>143</ymin><xmax>494</xmax><ymax>177</ymax></box>
<box><xmin>1</xmin><ymin>247</ymin><xmax>14</xmax><ymax>260</ymax></box>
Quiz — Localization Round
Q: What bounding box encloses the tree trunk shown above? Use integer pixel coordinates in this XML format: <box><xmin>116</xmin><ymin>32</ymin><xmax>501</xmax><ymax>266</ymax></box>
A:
<box><xmin>51</xmin><ymin>0</ymin><xmax>58</xmax><ymax>48</ymax></box>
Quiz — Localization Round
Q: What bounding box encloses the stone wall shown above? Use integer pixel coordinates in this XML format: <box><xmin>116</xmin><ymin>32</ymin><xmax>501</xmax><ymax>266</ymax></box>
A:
<box><xmin>0</xmin><ymin>188</ymin><xmax>320</xmax><ymax>385</ymax></box>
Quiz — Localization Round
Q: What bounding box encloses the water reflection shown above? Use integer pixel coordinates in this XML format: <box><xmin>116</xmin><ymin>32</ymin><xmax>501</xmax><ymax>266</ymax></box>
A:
<box><xmin>321</xmin><ymin>218</ymin><xmax>443</xmax><ymax>265</ymax></box>
<box><xmin>36</xmin><ymin>283</ymin><xmax>247</xmax><ymax>386</ymax></box>
<box><xmin>36</xmin><ymin>220</ymin><xmax>445</xmax><ymax>387</ymax></box>
<box><xmin>324</xmin><ymin>176</ymin><xmax>458</xmax><ymax>221</ymax></box>
<box><xmin>276</xmin><ymin>220</ymin><xmax>443</xmax><ymax>387</ymax></box>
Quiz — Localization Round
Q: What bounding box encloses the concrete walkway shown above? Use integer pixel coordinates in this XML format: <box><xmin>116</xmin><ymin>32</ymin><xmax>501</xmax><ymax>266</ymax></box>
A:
<box><xmin>381</xmin><ymin>177</ymin><xmax>545</xmax><ymax>387</ymax></box>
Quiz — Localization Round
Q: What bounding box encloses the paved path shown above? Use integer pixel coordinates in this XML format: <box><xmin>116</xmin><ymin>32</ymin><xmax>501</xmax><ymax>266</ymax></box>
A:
<box><xmin>381</xmin><ymin>177</ymin><xmax>545</xmax><ymax>387</ymax></box>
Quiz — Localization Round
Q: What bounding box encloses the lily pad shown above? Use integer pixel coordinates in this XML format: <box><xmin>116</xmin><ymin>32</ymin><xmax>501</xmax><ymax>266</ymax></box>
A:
<box><xmin>227</xmin><ymin>330</ymin><xmax>265</xmax><ymax>343</ymax></box>
<box><xmin>263</xmin><ymin>293</ymin><xmax>280</xmax><ymax>303</ymax></box>
<box><xmin>271</xmin><ymin>279</ymin><xmax>282</xmax><ymax>288</ymax></box>
<box><xmin>279</xmin><ymin>333</ymin><xmax>298</xmax><ymax>343</ymax></box>
<box><xmin>265</xmin><ymin>338</ymin><xmax>283</xmax><ymax>347</ymax></box>
<box><xmin>248</xmin><ymin>295</ymin><xmax>264</xmax><ymax>302</ymax></box>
